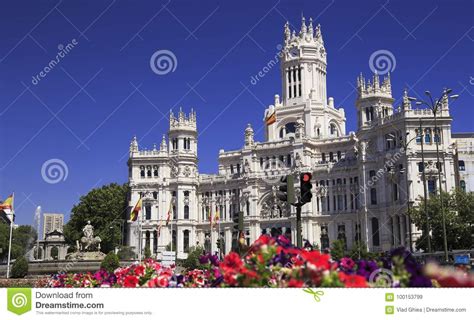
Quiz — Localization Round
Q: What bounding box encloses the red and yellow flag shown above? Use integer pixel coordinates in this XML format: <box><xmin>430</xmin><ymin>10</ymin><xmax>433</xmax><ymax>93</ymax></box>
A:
<box><xmin>208</xmin><ymin>206</ymin><xmax>213</xmax><ymax>228</ymax></box>
<box><xmin>0</xmin><ymin>194</ymin><xmax>14</xmax><ymax>214</ymax></box>
<box><xmin>213</xmin><ymin>207</ymin><xmax>220</xmax><ymax>228</ymax></box>
<box><xmin>130</xmin><ymin>196</ymin><xmax>142</xmax><ymax>222</ymax></box>
<box><xmin>265</xmin><ymin>111</ymin><xmax>276</xmax><ymax>126</ymax></box>
<box><xmin>165</xmin><ymin>200</ymin><xmax>173</xmax><ymax>226</ymax></box>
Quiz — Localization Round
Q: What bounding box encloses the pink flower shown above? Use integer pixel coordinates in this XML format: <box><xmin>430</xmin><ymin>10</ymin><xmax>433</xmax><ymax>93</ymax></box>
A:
<box><xmin>340</xmin><ymin>257</ymin><xmax>355</xmax><ymax>270</ymax></box>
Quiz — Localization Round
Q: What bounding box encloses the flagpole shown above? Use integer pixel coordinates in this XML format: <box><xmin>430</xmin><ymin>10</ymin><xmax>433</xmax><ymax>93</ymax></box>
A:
<box><xmin>6</xmin><ymin>193</ymin><xmax>14</xmax><ymax>279</ymax></box>
<box><xmin>138</xmin><ymin>202</ymin><xmax>142</xmax><ymax>263</ymax></box>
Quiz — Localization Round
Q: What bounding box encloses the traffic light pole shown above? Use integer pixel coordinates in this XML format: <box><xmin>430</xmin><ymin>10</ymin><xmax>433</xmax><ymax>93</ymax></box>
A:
<box><xmin>295</xmin><ymin>203</ymin><xmax>302</xmax><ymax>248</ymax></box>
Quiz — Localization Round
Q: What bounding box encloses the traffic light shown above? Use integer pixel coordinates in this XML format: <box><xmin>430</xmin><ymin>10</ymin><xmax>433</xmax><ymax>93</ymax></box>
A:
<box><xmin>300</xmin><ymin>172</ymin><xmax>313</xmax><ymax>204</ymax></box>
<box><xmin>232</xmin><ymin>211</ymin><xmax>244</xmax><ymax>233</ymax></box>
<box><xmin>276</xmin><ymin>175</ymin><xmax>295</xmax><ymax>204</ymax></box>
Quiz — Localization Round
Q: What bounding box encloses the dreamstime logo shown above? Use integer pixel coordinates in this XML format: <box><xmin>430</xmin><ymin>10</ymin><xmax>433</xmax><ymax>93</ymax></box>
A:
<box><xmin>41</xmin><ymin>158</ymin><xmax>69</xmax><ymax>184</ymax></box>
<box><xmin>7</xmin><ymin>288</ymin><xmax>32</xmax><ymax>315</ymax></box>
<box><xmin>31</xmin><ymin>39</ymin><xmax>79</xmax><ymax>85</ymax></box>
<box><xmin>250</xmin><ymin>44</ymin><xmax>284</xmax><ymax>85</ymax></box>
<box><xmin>369</xmin><ymin>268</ymin><xmax>395</xmax><ymax>287</ymax></box>
<box><xmin>369</xmin><ymin>49</ymin><xmax>396</xmax><ymax>75</ymax></box>
<box><xmin>11</xmin><ymin>293</ymin><xmax>28</xmax><ymax>308</ymax></box>
<box><xmin>150</xmin><ymin>49</ymin><xmax>178</xmax><ymax>75</ymax></box>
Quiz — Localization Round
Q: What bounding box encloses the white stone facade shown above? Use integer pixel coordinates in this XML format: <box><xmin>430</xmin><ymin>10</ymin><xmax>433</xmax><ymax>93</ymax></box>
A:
<box><xmin>126</xmin><ymin>18</ymin><xmax>468</xmax><ymax>258</ymax></box>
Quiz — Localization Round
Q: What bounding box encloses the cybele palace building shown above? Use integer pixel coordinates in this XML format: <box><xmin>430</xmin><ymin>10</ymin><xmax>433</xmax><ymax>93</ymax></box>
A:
<box><xmin>126</xmin><ymin>18</ymin><xmax>473</xmax><ymax>259</ymax></box>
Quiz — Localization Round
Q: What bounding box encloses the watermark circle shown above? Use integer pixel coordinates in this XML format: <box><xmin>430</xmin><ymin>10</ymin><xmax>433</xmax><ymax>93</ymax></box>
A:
<box><xmin>41</xmin><ymin>159</ymin><xmax>69</xmax><ymax>184</ymax></box>
<box><xmin>369</xmin><ymin>49</ymin><xmax>396</xmax><ymax>75</ymax></box>
<box><xmin>150</xmin><ymin>49</ymin><xmax>178</xmax><ymax>75</ymax></box>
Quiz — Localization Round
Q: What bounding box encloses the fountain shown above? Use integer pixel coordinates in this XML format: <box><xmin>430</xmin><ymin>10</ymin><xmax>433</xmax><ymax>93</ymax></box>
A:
<box><xmin>67</xmin><ymin>221</ymin><xmax>106</xmax><ymax>260</ymax></box>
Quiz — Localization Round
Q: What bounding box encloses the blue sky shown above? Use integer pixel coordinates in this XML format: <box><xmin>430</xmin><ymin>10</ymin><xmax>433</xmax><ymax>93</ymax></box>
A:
<box><xmin>0</xmin><ymin>0</ymin><xmax>473</xmax><ymax>227</ymax></box>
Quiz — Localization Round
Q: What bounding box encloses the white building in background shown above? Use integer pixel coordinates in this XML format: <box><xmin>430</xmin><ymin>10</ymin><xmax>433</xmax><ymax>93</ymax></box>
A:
<box><xmin>42</xmin><ymin>213</ymin><xmax>64</xmax><ymax>239</ymax></box>
<box><xmin>453</xmin><ymin>133</ymin><xmax>474</xmax><ymax>192</ymax></box>
<box><xmin>126</xmin><ymin>18</ymin><xmax>473</xmax><ymax>259</ymax></box>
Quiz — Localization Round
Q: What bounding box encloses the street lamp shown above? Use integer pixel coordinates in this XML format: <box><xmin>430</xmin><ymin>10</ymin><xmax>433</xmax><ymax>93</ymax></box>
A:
<box><xmin>386</xmin><ymin>131</ymin><xmax>419</xmax><ymax>252</ymax></box>
<box><xmin>410</xmin><ymin>89</ymin><xmax>458</xmax><ymax>262</ymax></box>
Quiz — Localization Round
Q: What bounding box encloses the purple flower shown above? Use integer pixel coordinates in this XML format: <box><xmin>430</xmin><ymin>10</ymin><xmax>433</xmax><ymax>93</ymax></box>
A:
<box><xmin>209</xmin><ymin>254</ymin><xmax>220</xmax><ymax>266</ymax></box>
<box><xmin>199</xmin><ymin>254</ymin><xmax>210</xmax><ymax>265</ymax></box>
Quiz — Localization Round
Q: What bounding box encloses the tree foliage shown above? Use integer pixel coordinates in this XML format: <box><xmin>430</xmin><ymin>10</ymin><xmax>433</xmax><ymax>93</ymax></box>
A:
<box><xmin>410</xmin><ymin>190</ymin><xmax>474</xmax><ymax>252</ymax></box>
<box><xmin>63</xmin><ymin>183</ymin><xmax>129</xmax><ymax>253</ymax></box>
<box><xmin>0</xmin><ymin>223</ymin><xmax>36</xmax><ymax>261</ymax></box>
<box><xmin>11</xmin><ymin>256</ymin><xmax>29</xmax><ymax>278</ymax></box>
<box><xmin>101</xmin><ymin>252</ymin><xmax>120</xmax><ymax>273</ymax></box>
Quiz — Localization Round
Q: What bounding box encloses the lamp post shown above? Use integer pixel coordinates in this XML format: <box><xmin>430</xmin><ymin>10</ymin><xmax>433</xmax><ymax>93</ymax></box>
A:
<box><xmin>387</xmin><ymin>131</ymin><xmax>420</xmax><ymax>252</ymax></box>
<box><xmin>410</xmin><ymin>89</ymin><xmax>458</xmax><ymax>262</ymax></box>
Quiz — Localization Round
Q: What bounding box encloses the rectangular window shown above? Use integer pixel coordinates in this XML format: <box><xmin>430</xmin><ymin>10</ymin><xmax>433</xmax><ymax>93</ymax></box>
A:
<box><xmin>428</xmin><ymin>180</ymin><xmax>436</xmax><ymax>195</ymax></box>
<box><xmin>370</xmin><ymin>188</ymin><xmax>377</xmax><ymax>205</ymax></box>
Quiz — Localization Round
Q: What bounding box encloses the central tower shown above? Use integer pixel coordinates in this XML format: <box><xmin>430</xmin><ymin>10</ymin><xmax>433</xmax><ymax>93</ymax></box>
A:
<box><xmin>281</xmin><ymin>17</ymin><xmax>327</xmax><ymax>106</ymax></box>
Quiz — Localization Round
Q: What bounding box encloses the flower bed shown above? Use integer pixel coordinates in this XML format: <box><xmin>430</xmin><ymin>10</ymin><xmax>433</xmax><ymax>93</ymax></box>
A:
<box><xmin>42</xmin><ymin>235</ymin><xmax>474</xmax><ymax>288</ymax></box>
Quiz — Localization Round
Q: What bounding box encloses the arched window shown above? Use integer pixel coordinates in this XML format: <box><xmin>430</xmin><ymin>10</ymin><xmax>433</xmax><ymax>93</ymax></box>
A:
<box><xmin>459</xmin><ymin>160</ymin><xmax>465</xmax><ymax>171</ymax></box>
<box><xmin>146</xmin><ymin>166</ymin><xmax>152</xmax><ymax>177</ymax></box>
<box><xmin>371</xmin><ymin>217</ymin><xmax>380</xmax><ymax>247</ymax></box>
<box><xmin>153</xmin><ymin>192</ymin><xmax>158</xmax><ymax>200</ymax></box>
<box><xmin>329</xmin><ymin>152</ymin><xmax>334</xmax><ymax>162</ymax></box>
<box><xmin>183</xmin><ymin>230</ymin><xmax>190</xmax><ymax>253</ymax></box>
<box><xmin>460</xmin><ymin>180</ymin><xmax>466</xmax><ymax>192</ymax></box>
<box><xmin>184</xmin><ymin>205</ymin><xmax>189</xmax><ymax>219</ymax></box>
<box><xmin>329</xmin><ymin>123</ymin><xmax>338</xmax><ymax>136</ymax></box>
<box><xmin>153</xmin><ymin>166</ymin><xmax>158</xmax><ymax>177</ymax></box>
<box><xmin>140</xmin><ymin>166</ymin><xmax>145</xmax><ymax>178</ymax></box>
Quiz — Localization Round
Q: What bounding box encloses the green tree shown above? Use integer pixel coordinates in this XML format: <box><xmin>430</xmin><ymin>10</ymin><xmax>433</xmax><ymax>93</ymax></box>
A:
<box><xmin>11</xmin><ymin>256</ymin><xmax>29</xmax><ymax>278</ymax></box>
<box><xmin>63</xmin><ymin>183</ymin><xmax>129</xmax><ymax>253</ymax></box>
<box><xmin>101</xmin><ymin>252</ymin><xmax>120</xmax><ymax>273</ymax></box>
<box><xmin>410</xmin><ymin>190</ymin><xmax>474</xmax><ymax>252</ymax></box>
<box><xmin>0</xmin><ymin>223</ymin><xmax>36</xmax><ymax>260</ymax></box>
<box><xmin>330</xmin><ymin>239</ymin><xmax>346</xmax><ymax>260</ymax></box>
<box><xmin>181</xmin><ymin>246</ymin><xmax>204</xmax><ymax>270</ymax></box>
<box><xmin>144</xmin><ymin>245</ymin><xmax>151</xmax><ymax>259</ymax></box>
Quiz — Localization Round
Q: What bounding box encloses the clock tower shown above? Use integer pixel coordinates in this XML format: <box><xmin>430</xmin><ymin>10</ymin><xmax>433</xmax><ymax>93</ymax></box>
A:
<box><xmin>281</xmin><ymin>17</ymin><xmax>327</xmax><ymax>107</ymax></box>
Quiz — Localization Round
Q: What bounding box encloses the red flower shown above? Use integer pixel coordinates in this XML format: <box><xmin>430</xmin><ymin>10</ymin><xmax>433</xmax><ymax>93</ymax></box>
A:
<box><xmin>300</xmin><ymin>251</ymin><xmax>330</xmax><ymax>270</ymax></box>
<box><xmin>338</xmin><ymin>273</ymin><xmax>368</xmax><ymax>288</ymax></box>
<box><xmin>123</xmin><ymin>275</ymin><xmax>139</xmax><ymax>288</ymax></box>
<box><xmin>223</xmin><ymin>270</ymin><xmax>238</xmax><ymax>286</ymax></box>
<box><xmin>134</xmin><ymin>265</ymin><xmax>145</xmax><ymax>276</ymax></box>
<box><xmin>221</xmin><ymin>252</ymin><xmax>243</xmax><ymax>272</ymax></box>
<box><xmin>288</xmin><ymin>279</ymin><xmax>304</xmax><ymax>287</ymax></box>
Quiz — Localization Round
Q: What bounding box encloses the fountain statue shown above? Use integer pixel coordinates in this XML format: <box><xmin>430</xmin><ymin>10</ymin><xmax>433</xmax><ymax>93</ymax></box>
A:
<box><xmin>67</xmin><ymin>221</ymin><xmax>106</xmax><ymax>261</ymax></box>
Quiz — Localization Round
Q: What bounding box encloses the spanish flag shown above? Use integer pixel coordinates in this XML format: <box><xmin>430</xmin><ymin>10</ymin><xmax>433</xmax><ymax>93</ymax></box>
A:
<box><xmin>130</xmin><ymin>196</ymin><xmax>142</xmax><ymax>222</ymax></box>
<box><xmin>265</xmin><ymin>111</ymin><xmax>276</xmax><ymax>126</ymax></box>
<box><xmin>213</xmin><ymin>207</ymin><xmax>220</xmax><ymax>227</ymax></box>
<box><xmin>0</xmin><ymin>194</ymin><xmax>14</xmax><ymax>215</ymax></box>
<box><xmin>165</xmin><ymin>200</ymin><xmax>173</xmax><ymax>226</ymax></box>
